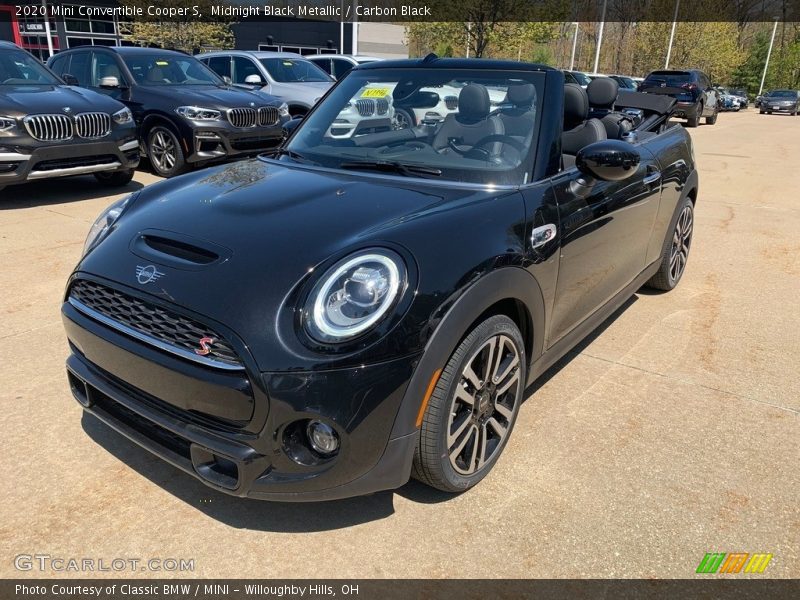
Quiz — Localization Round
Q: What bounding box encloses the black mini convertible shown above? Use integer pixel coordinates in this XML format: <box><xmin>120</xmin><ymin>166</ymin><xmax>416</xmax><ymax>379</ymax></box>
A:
<box><xmin>62</xmin><ymin>57</ymin><xmax>697</xmax><ymax>501</ymax></box>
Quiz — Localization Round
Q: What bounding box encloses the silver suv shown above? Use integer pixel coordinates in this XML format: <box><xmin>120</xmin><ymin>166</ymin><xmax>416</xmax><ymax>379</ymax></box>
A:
<box><xmin>198</xmin><ymin>50</ymin><xmax>333</xmax><ymax>117</ymax></box>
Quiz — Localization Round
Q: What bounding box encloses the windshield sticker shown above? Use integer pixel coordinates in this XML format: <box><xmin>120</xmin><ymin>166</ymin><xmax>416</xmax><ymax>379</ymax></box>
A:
<box><xmin>361</xmin><ymin>88</ymin><xmax>389</xmax><ymax>98</ymax></box>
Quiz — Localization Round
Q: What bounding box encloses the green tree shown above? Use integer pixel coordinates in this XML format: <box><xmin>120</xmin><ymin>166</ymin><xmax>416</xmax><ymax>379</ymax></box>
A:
<box><xmin>119</xmin><ymin>0</ymin><xmax>234</xmax><ymax>53</ymax></box>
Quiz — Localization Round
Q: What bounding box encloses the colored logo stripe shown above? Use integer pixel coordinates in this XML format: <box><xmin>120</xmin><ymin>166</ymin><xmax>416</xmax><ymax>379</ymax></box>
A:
<box><xmin>744</xmin><ymin>553</ymin><xmax>773</xmax><ymax>573</ymax></box>
<box><xmin>696</xmin><ymin>553</ymin><xmax>773</xmax><ymax>574</ymax></box>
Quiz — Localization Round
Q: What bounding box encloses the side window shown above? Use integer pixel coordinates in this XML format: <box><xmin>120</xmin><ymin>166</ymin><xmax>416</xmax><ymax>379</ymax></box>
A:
<box><xmin>232</xmin><ymin>56</ymin><xmax>260</xmax><ymax>84</ymax></box>
<box><xmin>49</xmin><ymin>54</ymin><xmax>69</xmax><ymax>77</ymax></box>
<box><xmin>90</xmin><ymin>51</ymin><xmax>123</xmax><ymax>87</ymax></box>
<box><xmin>68</xmin><ymin>51</ymin><xmax>91</xmax><ymax>86</ymax></box>
<box><xmin>313</xmin><ymin>58</ymin><xmax>332</xmax><ymax>75</ymax></box>
<box><xmin>331</xmin><ymin>59</ymin><xmax>353</xmax><ymax>79</ymax></box>
<box><xmin>206</xmin><ymin>56</ymin><xmax>231</xmax><ymax>80</ymax></box>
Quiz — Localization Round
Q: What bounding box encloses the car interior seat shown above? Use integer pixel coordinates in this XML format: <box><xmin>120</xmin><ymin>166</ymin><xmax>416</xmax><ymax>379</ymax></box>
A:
<box><xmin>586</xmin><ymin>77</ymin><xmax>634</xmax><ymax>139</ymax></box>
<box><xmin>498</xmin><ymin>83</ymin><xmax>537</xmax><ymax>144</ymax></box>
<box><xmin>433</xmin><ymin>84</ymin><xmax>504</xmax><ymax>159</ymax></box>
<box><xmin>562</xmin><ymin>83</ymin><xmax>607</xmax><ymax>168</ymax></box>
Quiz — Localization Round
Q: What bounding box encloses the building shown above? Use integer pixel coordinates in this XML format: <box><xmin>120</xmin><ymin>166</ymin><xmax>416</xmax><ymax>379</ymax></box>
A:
<box><xmin>0</xmin><ymin>1</ymin><xmax>407</xmax><ymax>61</ymax></box>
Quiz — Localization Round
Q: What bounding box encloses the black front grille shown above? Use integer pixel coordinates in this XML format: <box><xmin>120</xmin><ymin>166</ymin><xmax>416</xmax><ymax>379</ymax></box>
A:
<box><xmin>258</xmin><ymin>106</ymin><xmax>280</xmax><ymax>126</ymax></box>
<box><xmin>33</xmin><ymin>154</ymin><xmax>117</xmax><ymax>172</ymax></box>
<box><xmin>69</xmin><ymin>279</ymin><xmax>242</xmax><ymax>368</ymax></box>
<box><xmin>227</xmin><ymin>108</ymin><xmax>258</xmax><ymax>128</ymax></box>
<box><xmin>230</xmin><ymin>135</ymin><xmax>282</xmax><ymax>152</ymax></box>
<box><xmin>444</xmin><ymin>95</ymin><xmax>458</xmax><ymax>110</ymax></box>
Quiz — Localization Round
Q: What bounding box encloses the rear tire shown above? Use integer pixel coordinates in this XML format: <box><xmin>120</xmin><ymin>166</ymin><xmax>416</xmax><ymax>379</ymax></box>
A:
<box><xmin>147</xmin><ymin>125</ymin><xmax>187</xmax><ymax>178</ymax></box>
<box><xmin>687</xmin><ymin>114</ymin><xmax>699</xmax><ymax>128</ymax></box>
<box><xmin>413</xmin><ymin>314</ymin><xmax>526</xmax><ymax>493</ymax></box>
<box><xmin>647</xmin><ymin>197</ymin><xmax>694</xmax><ymax>291</ymax></box>
<box><xmin>705</xmin><ymin>111</ymin><xmax>717</xmax><ymax>125</ymax></box>
<box><xmin>94</xmin><ymin>169</ymin><xmax>134</xmax><ymax>187</ymax></box>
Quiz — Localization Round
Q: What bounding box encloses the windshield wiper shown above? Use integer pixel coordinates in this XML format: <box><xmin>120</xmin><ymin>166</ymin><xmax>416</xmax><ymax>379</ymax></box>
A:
<box><xmin>339</xmin><ymin>160</ymin><xmax>442</xmax><ymax>178</ymax></box>
<box><xmin>267</xmin><ymin>148</ymin><xmax>318</xmax><ymax>165</ymax></box>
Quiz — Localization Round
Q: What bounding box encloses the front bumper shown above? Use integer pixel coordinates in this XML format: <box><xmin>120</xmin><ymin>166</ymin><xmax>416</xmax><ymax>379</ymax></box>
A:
<box><xmin>762</xmin><ymin>103</ymin><xmax>797</xmax><ymax>113</ymax></box>
<box><xmin>183</xmin><ymin>119</ymin><xmax>286</xmax><ymax>164</ymax></box>
<box><xmin>0</xmin><ymin>137</ymin><xmax>139</xmax><ymax>186</ymax></box>
<box><xmin>62</xmin><ymin>298</ymin><xmax>420</xmax><ymax>501</ymax></box>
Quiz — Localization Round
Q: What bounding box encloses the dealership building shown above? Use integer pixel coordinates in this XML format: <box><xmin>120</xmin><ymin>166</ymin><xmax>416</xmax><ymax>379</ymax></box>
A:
<box><xmin>0</xmin><ymin>1</ymin><xmax>407</xmax><ymax>61</ymax></box>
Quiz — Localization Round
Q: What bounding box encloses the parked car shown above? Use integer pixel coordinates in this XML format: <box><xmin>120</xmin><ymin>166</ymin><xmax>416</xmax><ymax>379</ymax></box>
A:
<box><xmin>199</xmin><ymin>50</ymin><xmax>333</xmax><ymax>117</ymax></box>
<box><xmin>306</xmin><ymin>54</ymin><xmax>382</xmax><ymax>80</ymax></box>
<box><xmin>0</xmin><ymin>41</ymin><xmax>138</xmax><ymax>193</ymax></box>
<box><xmin>565</xmin><ymin>70</ymin><xmax>592</xmax><ymax>88</ymax></box>
<box><xmin>47</xmin><ymin>47</ymin><xmax>288</xmax><ymax>178</ymax></box>
<box><xmin>730</xmin><ymin>89</ymin><xmax>748</xmax><ymax>108</ymax></box>
<box><xmin>609</xmin><ymin>75</ymin><xmax>638</xmax><ymax>90</ymax></box>
<box><xmin>715</xmin><ymin>88</ymin><xmax>741</xmax><ymax>111</ymax></box>
<box><xmin>639</xmin><ymin>69</ymin><xmax>718</xmax><ymax>127</ymax></box>
<box><xmin>62</xmin><ymin>58</ymin><xmax>698</xmax><ymax>501</ymax></box>
<box><xmin>759</xmin><ymin>89</ymin><xmax>799</xmax><ymax>115</ymax></box>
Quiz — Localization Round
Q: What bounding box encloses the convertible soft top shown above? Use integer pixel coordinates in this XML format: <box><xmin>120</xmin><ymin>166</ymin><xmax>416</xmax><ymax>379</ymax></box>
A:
<box><xmin>616</xmin><ymin>91</ymin><xmax>676</xmax><ymax>115</ymax></box>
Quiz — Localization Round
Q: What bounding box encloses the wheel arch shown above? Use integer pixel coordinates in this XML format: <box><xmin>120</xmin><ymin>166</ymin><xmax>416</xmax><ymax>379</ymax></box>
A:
<box><xmin>389</xmin><ymin>267</ymin><xmax>545</xmax><ymax>440</ymax></box>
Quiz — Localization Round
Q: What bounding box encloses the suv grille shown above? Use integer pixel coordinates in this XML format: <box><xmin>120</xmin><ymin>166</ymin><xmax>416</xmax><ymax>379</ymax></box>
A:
<box><xmin>76</xmin><ymin>112</ymin><xmax>111</xmax><ymax>139</ymax></box>
<box><xmin>444</xmin><ymin>95</ymin><xmax>458</xmax><ymax>110</ymax></box>
<box><xmin>354</xmin><ymin>98</ymin><xmax>390</xmax><ymax>117</ymax></box>
<box><xmin>24</xmin><ymin>114</ymin><xmax>74</xmax><ymax>141</ymax></box>
<box><xmin>69</xmin><ymin>279</ymin><xmax>242</xmax><ymax>369</ymax></box>
<box><xmin>227</xmin><ymin>108</ymin><xmax>258</xmax><ymax>128</ymax></box>
<box><xmin>258</xmin><ymin>106</ymin><xmax>280</xmax><ymax>126</ymax></box>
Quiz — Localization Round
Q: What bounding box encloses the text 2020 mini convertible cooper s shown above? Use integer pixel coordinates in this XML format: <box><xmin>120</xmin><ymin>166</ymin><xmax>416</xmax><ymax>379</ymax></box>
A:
<box><xmin>62</xmin><ymin>57</ymin><xmax>698</xmax><ymax>501</ymax></box>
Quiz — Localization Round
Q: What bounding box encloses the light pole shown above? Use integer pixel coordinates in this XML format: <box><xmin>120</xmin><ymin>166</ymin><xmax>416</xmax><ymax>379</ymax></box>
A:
<box><xmin>42</xmin><ymin>0</ymin><xmax>54</xmax><ymax>59</ymax></box>
<box><xmin>665</xmin><ymin>0</ymin><xmax>680</xmax><ymax>69</ymax></box>
<box><xmin>592</xmin><ymin>0</ymin><xmax>607</xmax><ymax>74</ymax></box>
<box><xmin>569</xmin><ymin>22</ymin><xmax>579</xmax><ymax>71</ymax></box>
<box><xmin>759</xmin><ymin>18</ymin><xmax>780</xmax><ymax>96</ymax></box>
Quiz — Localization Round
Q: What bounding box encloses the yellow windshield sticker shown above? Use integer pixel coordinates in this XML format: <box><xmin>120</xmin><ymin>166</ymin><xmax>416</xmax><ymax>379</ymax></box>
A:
<box><xmin>361</xmin><ymin>88</ymin><xmax>389</xmax><ymax>98</ymax></box>
<box><xmin>156</xmin><ymin>61</ymin><xmax>169</xmax><ymax>66</ymax></box>
<box><xmin>282</xmin><ymin>61</ymin><xmax>294</xmax><ymax>66</ymax></box>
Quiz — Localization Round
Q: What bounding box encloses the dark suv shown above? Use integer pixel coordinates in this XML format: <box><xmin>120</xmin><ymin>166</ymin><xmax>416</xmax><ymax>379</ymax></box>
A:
<box><xmin>48</xmin><ymin>47</ymin><xmax>289</xmax><ymax>177</ymax></box>
<box><xmin>639</xmin><ymin>69</ymin><xmax>718</xmax><ymax>127</ymax></box>
<box><xmin>0</xmin><ymin>42</ymin><xmax>138</xmax><ymax>193</ymax></box>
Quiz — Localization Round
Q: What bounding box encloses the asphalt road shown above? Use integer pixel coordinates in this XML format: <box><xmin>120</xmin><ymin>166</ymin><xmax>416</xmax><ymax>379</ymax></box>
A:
<box><xmin>1</xmin><ymin>110</ymin><xmax>798</xmax><ymax>579</ymax></box>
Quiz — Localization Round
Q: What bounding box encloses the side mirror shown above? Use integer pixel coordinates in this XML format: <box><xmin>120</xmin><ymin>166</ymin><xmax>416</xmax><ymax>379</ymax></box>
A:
<box><xmin>222</xmin><ymin>75</ymin><xmax>232</xmax><ymax>85</ymax></box>
<box><xmin>62</xmin><ymin>73</ymin><xmax>79</xmax><ymax>86</ymax></box>
<box><xmin>576</xmin><ymin>139</ymin><xmax>640</xmax><ymax>182</ymax></box>
<box><xmin>99</xmin><ymin>76</ymin><xmax>120</xmax><ymax>88</ymax></box>
<box><xmin>282</xmin><ymin>116</ymin><xmax>303</xmax><ymax>137</ymax></box>
<box><xmin>245</xmin><ymin>74</ymin><xmax>266</xmax><ymax>86</ymax></box>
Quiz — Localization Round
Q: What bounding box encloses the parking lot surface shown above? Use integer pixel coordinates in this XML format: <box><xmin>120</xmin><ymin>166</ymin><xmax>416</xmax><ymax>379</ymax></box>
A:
<box><xmin>1</xmin><ymin>111</ymin><xmax>798</xmax><ymax>578</ymax></box>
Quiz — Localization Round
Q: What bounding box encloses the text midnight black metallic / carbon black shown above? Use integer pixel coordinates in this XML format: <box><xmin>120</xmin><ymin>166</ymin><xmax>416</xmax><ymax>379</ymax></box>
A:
<box><xmin>62</xmin><ymin>57</ymin><xmax>699</xmax><ymax>500</ymax></box>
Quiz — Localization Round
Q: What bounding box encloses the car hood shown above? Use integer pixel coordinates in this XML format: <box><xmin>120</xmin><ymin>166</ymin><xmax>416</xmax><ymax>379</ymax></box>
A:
<box><xmin>77</xmin><ymin>159</ymin><xmax>513</xmax><ymax>370</ymax></box>
<box><xmin>138</xmin><ymin>84</ymin><xmax>279</xmax><ymax>108</ymax></box>
<box><xmin>0</xmin><ymin>84</ymin><xmax>125</xmax><ymax>117</ymax></box>
<box><xmin>267</xmin><ymin>81</ymin><xmax>332</xmax><ymax>104</ymax></box>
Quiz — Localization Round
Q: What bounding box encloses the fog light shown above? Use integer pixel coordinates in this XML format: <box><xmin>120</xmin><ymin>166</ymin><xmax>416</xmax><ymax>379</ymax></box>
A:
<box><xmin>306</xmin><ymin>420</ymin><xmax>339</xmax><ymax>455</ymax></box>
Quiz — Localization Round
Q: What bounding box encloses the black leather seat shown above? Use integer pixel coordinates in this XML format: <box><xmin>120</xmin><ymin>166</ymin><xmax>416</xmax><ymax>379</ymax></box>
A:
<box><xmin>562</xmin><ymin>83</ymin><xmax>606</xmax><ymax>167</ymax></box>
<box><xmin>433</xmin><ymin>84</ymin><xmax>504</xmax><ymax>158</ymax></box>
<box><xmin>587</xmin><ymin>77</ymin><xmax>633</xmax><ymax>139</ymax></box>
<box><xmin>498</xmin><ymin>83</ymin><xmax>537</xmax><ymax>142</ymax></box>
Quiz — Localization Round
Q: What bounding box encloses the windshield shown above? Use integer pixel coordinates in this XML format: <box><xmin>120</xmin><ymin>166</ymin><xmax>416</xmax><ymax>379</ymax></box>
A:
<box><xmin>285</xmin><ymin>67</ymin><xmax>544</xmax><ymax>186</ymax></box>
<box><xmin>569</xmin><ymin>71</ymin><xmax>591</xmax><ymax>86</ymax></box>
<box><xmin>767</xmin><ymin>90</ymin><xmax>796</xmax><ymax>97</ymax></box>
<box><xmin>0</xmin><ymin>49</ymin><xmax>61</xmax><ymax>85</ymax></box>
<box><xmin>122</xmin><ymin>54</ymin><xmax>223</xmax><ymax>86</ymax></box>
<box><xmin>644</xmin><ymin>71</ymin><xmax>691</xmax><ymax>86</ymax></box>
<box><xmin>259</xmin><ymin>58</ymin><xmax>331</xmax><ymax>83</ymax></box>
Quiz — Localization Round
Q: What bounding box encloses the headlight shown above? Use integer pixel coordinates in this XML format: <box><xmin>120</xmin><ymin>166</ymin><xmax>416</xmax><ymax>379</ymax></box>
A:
<box><xmin>278</xmin><ymin>102</ymin><xmax>289</xmax><ymax>117</ymax></box>
<box><xmin>0</xmin><ymin>116</ymin><xmax>16</xmax><ymax>131</ymax></box>
<box><xmin>112</xmin><ymin>107</ymin><xmax>132</xmax><ymax>124</ymax></box>
<box><xmin>175</xmin><ymin>106</ymin><xmax>222</xmax><ymax>121</ymax></box>
<box><xmin>304</xmin><ymin>249</ymin><xmax>406</xmax><ymax>343</ymax></box>
<box><xmin>83</xmin><ymin>193</ymin><xmax>136</xmax><ymax>256</ymax></box>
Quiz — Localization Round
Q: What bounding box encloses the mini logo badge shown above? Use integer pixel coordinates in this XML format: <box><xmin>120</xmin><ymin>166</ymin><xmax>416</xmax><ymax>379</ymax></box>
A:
<box><xmin>135</xmin><ymin>265</ymin><xmax>164</xmax><ymax>285</ymax></box>
<box><xmin>195</xmin><ymin>336</ymin><xmax>215</xmax><ymax>356</ymax></box>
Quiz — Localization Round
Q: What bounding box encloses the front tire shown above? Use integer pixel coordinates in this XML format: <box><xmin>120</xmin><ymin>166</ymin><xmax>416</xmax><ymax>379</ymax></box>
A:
<box><xmin>647</xmin><ymin>197</ymin><xmax>694</xmax><ymax>291</ymax></box>
<box><xmin>705</xmin><ymin>110</ymin><xmax>718</xmax><ymax>125</ymax></box>
<box><xmin>147</xmin><ymin>125</ymin><xmax>187</xmax><ymax>178</ymax></box>
<box><xmin>94</xmin><ymin>168</ymin><xmax>134</xmax><ymax>187</ymax></box>
<box><xmin>413</xmin><ymin>314</ymin><xmax>526</xmax><ymax>493</ymax></box>
<box><xmin>393</xmin><ymin>107</ymin><xmax>415</xmax><ymax>130</ymax></box>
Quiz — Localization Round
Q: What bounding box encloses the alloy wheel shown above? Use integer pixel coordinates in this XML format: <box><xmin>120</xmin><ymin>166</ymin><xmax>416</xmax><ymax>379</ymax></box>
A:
<box><xmin>669</xmin><ymin>203</ymin><xmax>693</xmax><ymax>282</ymax></box>
<box><xmin>447</xmin><ymin>334</ymin><xmax>522</xmax><ymax>475</ymax></box>
<box><xmin>150</xmin><ymin>130</ymin><xmax>177</xmax><ymax>172</ymax></box>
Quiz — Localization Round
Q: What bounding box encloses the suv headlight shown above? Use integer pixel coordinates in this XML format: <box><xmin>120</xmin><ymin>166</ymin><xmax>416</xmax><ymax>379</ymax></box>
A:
<box><xmin>112</xmin><ymin>107</ymin><xmax>132</xmax><ymax>124</ymax></box>
<box><xmin>83</xmin><ymin>192</ymin><xmax>137</xmax><ymax>256</ymax></box>
<box><xmin>175</xmin><ymin>106</ymin><xmax>222</xmax><ymax>121</ymax></box>
<box><xmin>278</xmin><ymin>102</ymin><xmax>289</xmax><ymax>117</ymax></box>
<box><xmin>0</xmin><ymin>116</ymin><xmax>16</xmax><ymax>131</ymax></box>
<box><xmin>304</xmin><ymin>249</ymin><xmax>406</xmax><ymax>343</ymax></box>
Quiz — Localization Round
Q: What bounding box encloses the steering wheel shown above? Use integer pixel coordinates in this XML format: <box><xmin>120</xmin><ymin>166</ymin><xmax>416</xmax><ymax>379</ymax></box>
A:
<box><xmin>447</xmin><ymin>134</ymin><xmax>527</xmax><ymax>161</ymax></box>
<box><xmin>471</xmin><ymin>134</ymin><xmax>528</xmax><ymax>154</ymax></box>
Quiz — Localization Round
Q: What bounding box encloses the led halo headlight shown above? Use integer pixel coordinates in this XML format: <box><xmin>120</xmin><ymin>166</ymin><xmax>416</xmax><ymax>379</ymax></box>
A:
<box><xmin>304</xmin><ymin>249</ymin><xmax>407</xmax><ymax>343</ymax></box>
<box><xmin>82</xmin><ymin>192</ymin><xmax>137</xmax><ymax>256</ymax></box>
<box><xmin>0</xmin><ymin>116</ymin><xmax>16</xmax><ymax>131</ymax></box>
<box><xmin>112</xmin><ymin>107</ymin><xmax>133</xmax><ymax>124</ymax></box>
<box><xmin>278</xmin><ymin>102</ymin><xmax>290</xmax><ymax>118</ymax></box>
<box><xmin>175</xmin><ymin>106</ymin><xmax>222</xmax><ymax>121</ymax></box>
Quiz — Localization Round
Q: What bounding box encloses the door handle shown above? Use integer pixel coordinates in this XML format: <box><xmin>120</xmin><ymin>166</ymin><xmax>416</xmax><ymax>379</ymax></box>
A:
<box><xmin>531</xmin><ymin>224</ymin><xmax>557</xmax><ymax>249</ymax></box>
<box><xmin>643</xmin><ymin>170</ymin><xmax>661</xmax><ymax>186</ymax></box>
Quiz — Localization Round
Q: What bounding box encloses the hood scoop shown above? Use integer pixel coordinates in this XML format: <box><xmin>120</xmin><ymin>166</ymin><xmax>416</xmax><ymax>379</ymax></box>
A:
<box><xmin>129</xmin><ymin>229</ymin><xmax>231</xmax><ymax>270</ymax></box>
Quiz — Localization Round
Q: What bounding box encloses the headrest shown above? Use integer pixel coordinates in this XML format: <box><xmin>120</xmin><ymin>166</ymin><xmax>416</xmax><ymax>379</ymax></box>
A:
<box><xmin>564</xmin><ymin>83</ymin><xmax>589</xmax><ymax>125</ymax></box>
<box><xmin>506</xmin><ymin>83</ymin><xmax>536</xmax><ymax>107</ymax></box>
<box><xmin>458</xmin><ymin>84</ymin><xmax>491</xmax><ymax>122</ymax></box>
<box><xmin>587</xmin><ymin>77</ymin><xmax>619</xmax><ymax>108</ymax></box>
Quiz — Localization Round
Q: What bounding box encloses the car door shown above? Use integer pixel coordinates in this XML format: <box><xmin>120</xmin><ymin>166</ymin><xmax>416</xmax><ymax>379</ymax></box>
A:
<box><xmin>232</xmin><ymin>55</ymin><xmax>263</xmax><ymax>86</ymax></box>
<box><xmin>87</xmin><ymin>49</ymin><xmax>127</xmax><ymax>102</ymax></box>
<box><xmin>63</xmin><ymin>49</ymin><xmax>91</xmax><ymax>87</ymax></box>
<box><xmin>545</xmin><ymin>145</ymin><xmax>663</xmax><ymax>346</ymax></box>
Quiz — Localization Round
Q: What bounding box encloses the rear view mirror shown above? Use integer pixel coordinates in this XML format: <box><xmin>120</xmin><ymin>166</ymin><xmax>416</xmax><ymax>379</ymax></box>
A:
<box><xmin>99</xmin><ymin>76</ymin><xmax>120</xmax><ymax>88</ymax></box>
<box><xmin>244</xmin><ymin>74</ymin><xmax>266</xmax><ymax>86</ymax></box>
<box><xmin>576</xmin><ymin>140</ymin><xmax>640</xmax><ymax>182</ymax></box>
<box><xmin>62</xmin><ymin>73</ymin><xmax>79</xmax><ymax>86</ymax></box>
